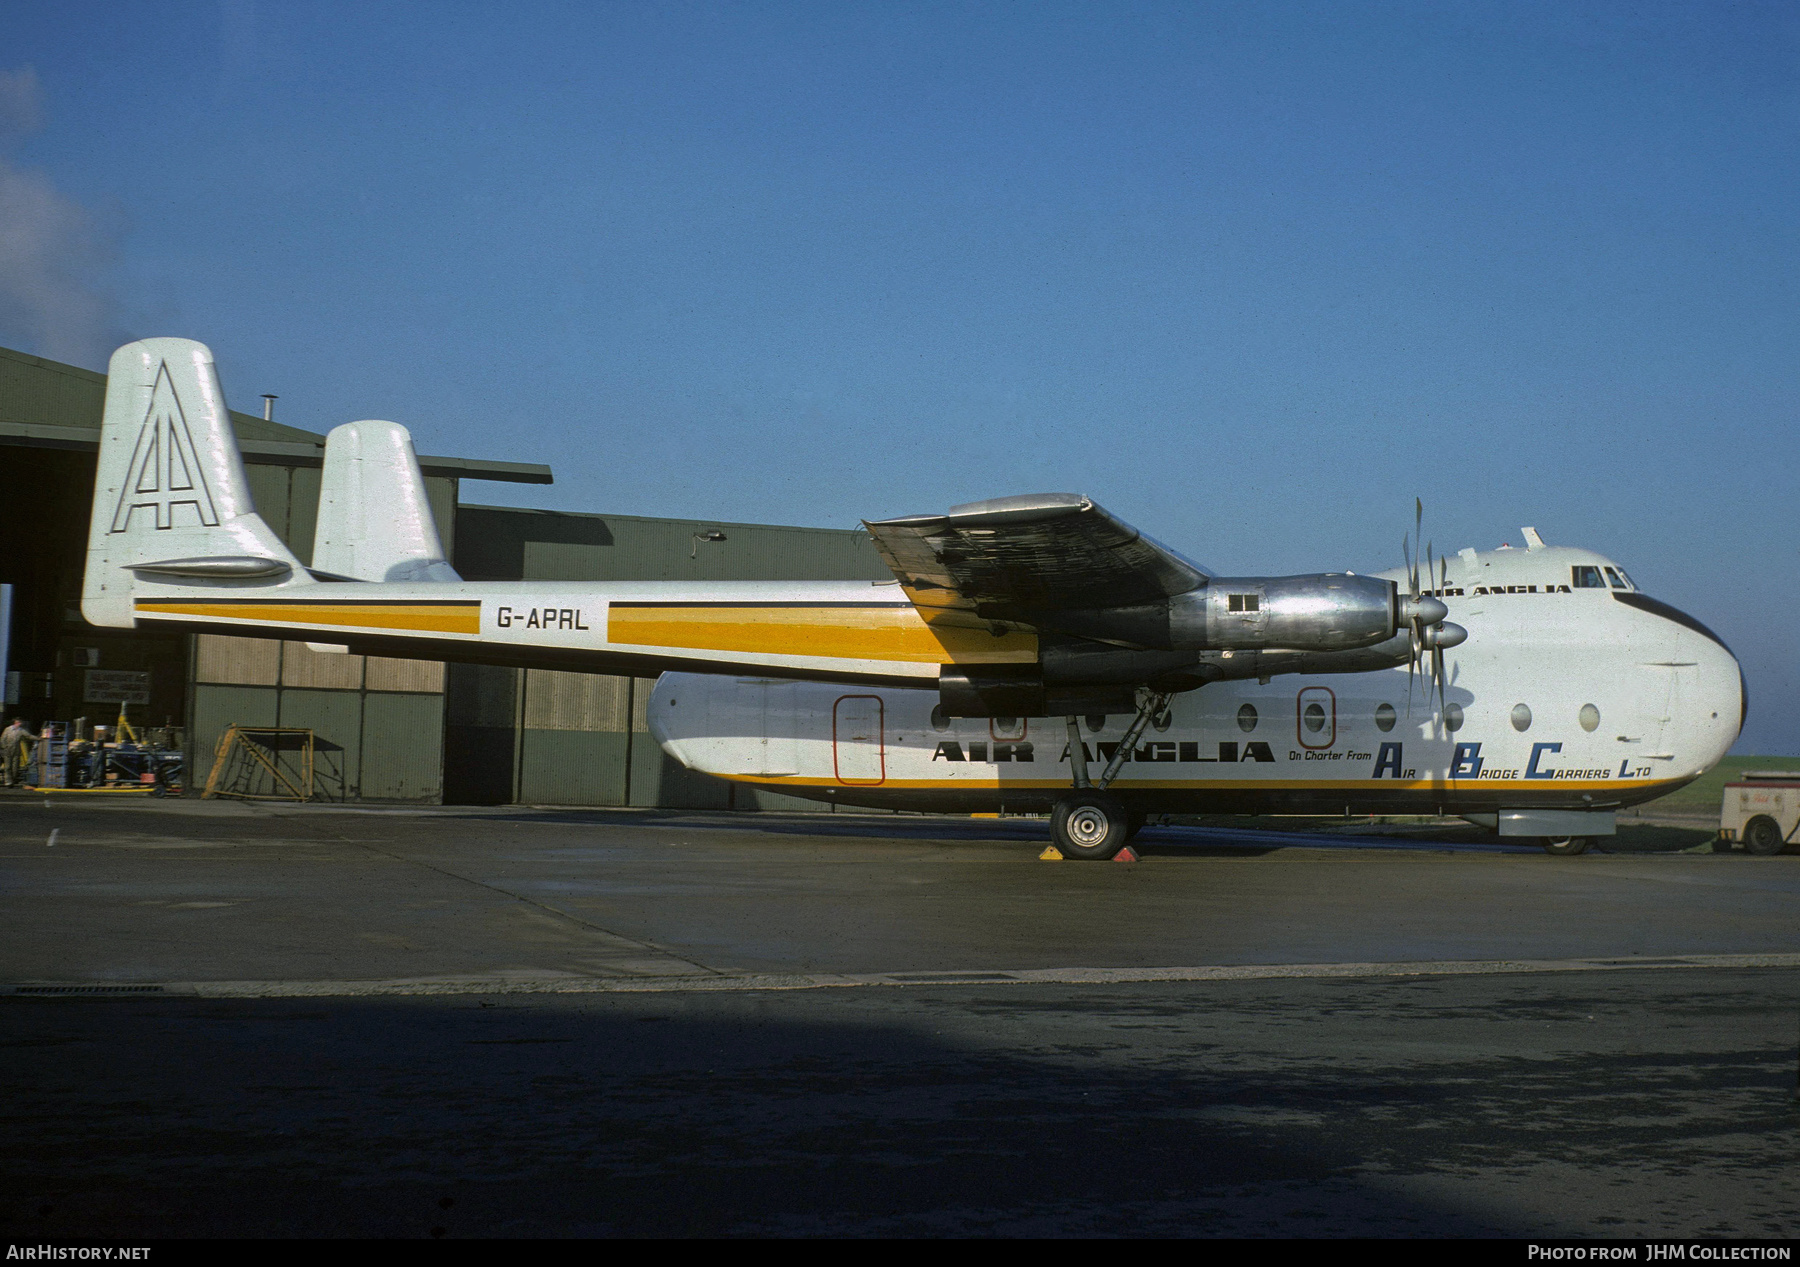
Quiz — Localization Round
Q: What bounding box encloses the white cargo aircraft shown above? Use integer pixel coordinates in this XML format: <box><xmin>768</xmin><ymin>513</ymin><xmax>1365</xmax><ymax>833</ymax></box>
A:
<box><xmin>83</xmin><ymin>339</ymin><xmax>1744</xmax><ymax>857</ymax></box>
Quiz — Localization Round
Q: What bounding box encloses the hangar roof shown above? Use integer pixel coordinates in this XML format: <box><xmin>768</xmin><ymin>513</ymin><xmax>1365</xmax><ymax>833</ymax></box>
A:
<box><xmin>0</xmin><ymin>345</ymin><xmax>552</xmax><ymax>485</ymax></box>
<box><xmin>454</xmin><ymin>502</ymin><xmax>888</xmax><ymax>584</ymax></box>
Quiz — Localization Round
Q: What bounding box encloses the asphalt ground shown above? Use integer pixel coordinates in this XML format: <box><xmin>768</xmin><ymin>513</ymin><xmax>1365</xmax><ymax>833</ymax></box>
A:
<box><xmin>3</xmin><ymin>796</ymin><xmax>1798</xmax><ymax>1238</ymax></box>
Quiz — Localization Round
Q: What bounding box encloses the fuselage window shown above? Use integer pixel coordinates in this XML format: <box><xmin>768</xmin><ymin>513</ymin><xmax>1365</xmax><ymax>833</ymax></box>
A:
<box><xmin>1302</xmin><ymin>702</ymin><xmax>1327</xmax><ymax>733</ymax></box>
<box><xmin>1374</xmin><ymin>703</ymin><xmax>1397</xmax><ymax>732</ymax></box>
<box><xmin>1604</xmin><ymin>567</ymin><xmax>1630</xmax><ymax>589</ymax></box>
<box><xmin>1511</xmin><ymin>703</ymin><xmax>1532</xmax><ymax>732</ymax></box>
<box><xmin>1236</xmin><ymin>703</ymin><xmax>1259</xmax><ymax>733</ymax></box>
<box><xmin>1571</xmin><ymin>566</ymin><xmax>1605</xmax><ymax>589</ymax></box>
<box><xmin>930</xmin><ymin>705</ymin><xmax>951</xmax><ymax>732</ymax></box>
<box><xmin>1443</xmin><ymin>703</ymin><xmax>1465</xmax><ymax>732</ymax></box>
<box><xmin>1578</xmin><ymin>703</ymin><xmax>1600</xmax><ymax>733</ymax></box>
<box><xmin>1228</xmin><ymin>593</ymin><xmax>1260</xmax><ymax>613</ymax></box>
<box><xmin>1085</xmin><ymin>715</ymin><xmax>1107</xmax><ymax>733</ymax></box>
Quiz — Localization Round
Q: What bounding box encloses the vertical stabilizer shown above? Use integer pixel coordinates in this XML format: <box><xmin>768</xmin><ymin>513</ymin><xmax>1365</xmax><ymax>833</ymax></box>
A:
<box><xmin>313</xmin><ymin>420</ymin><xmax>462</xmax><ymax>582</ymax></box>
<box><xmin>83</xmin><ymin>339</ymin><xmax>308</xmax><ymax>628</ymax></box>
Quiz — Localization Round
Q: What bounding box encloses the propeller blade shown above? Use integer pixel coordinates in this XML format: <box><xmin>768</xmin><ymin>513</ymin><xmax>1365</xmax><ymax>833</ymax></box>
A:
<box><xmin>1412</xmin><ymin>499</ymin><xmax>1423</xmax><ymax>598</ymax></box>
<box><xmin>1401</xmin><ymin>501</ymin><xmax>1434</xmax><ymax>720</ymax></box>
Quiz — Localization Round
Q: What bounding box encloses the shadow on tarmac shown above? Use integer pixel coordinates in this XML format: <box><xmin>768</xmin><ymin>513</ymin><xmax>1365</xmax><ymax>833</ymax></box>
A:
<box><xmin>391</xmin><ymin>807</ymin><xmax>1704</xmax><ymax>858</ymax></box>
<box><xmin>8</xmin><ymin>973</ymin><xmax>1795</xmax><ymax>1238</ymax></box>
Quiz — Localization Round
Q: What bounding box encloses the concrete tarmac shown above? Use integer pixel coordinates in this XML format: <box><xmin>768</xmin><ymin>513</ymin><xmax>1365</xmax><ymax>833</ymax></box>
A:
<box><xmin>3</xmin><ymin>798</ymin><xmax>1798</xmax><ymax>1237</ymax></box>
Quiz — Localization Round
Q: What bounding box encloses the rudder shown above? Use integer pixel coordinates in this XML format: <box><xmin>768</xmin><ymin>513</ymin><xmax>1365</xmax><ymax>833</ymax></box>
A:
<box><xmin>313</xmin><ymin>420</ymin><xmax>461</xmax><ymax>583</ymax></box>
<box><xmin>82</xmin><ymin>339</ymin><xmax>307</xmax><ymax>628</ymax></box>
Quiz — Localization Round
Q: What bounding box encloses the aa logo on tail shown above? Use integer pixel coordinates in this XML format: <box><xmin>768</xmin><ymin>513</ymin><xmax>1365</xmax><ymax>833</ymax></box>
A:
<box><xmin>110</xmin><ymin>361</ymin><xmax>220</xmax><ymax>532</ymax></box>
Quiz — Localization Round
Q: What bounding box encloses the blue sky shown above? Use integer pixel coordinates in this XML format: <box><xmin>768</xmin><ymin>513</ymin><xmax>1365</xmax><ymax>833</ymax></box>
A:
<box><xmin>5</xmin><ymin>2</ymin><xmax>1797</xmax><ymax>752</ymax></box>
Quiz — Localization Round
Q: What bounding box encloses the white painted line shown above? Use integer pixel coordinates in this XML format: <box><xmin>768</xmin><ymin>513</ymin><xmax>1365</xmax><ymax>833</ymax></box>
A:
<box><xmin>8</xmin><ymin>952</ymin><xmax>1800</xmax><ymax>999</ymax></box>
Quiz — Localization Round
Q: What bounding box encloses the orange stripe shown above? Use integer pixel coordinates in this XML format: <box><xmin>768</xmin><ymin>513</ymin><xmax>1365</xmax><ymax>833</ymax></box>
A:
<box><xmin>720</xmin><ymin>774</ymin><xmax>1683</xmax><ymax>793</ymax></box>
<box><xmin>136</xmin><ymin>601</ymin><xmax>479</xmax><ymax>636</ymax></box>
<box><xmin>608</xmin><ymin>605</ymin><xmax>1036</xmax><ymax>664</ymax></box>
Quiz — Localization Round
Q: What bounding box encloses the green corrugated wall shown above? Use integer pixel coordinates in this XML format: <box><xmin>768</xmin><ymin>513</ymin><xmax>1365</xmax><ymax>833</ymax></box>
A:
<box><xmin>445</xmin><ymin>504</ymin><xmax>892</xmax><ymax>809</ymax></box>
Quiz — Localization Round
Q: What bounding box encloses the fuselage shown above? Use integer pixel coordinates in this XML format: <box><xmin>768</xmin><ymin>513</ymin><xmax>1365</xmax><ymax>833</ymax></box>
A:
<box><xmin>647</xmin><ymin>543</ymin><xmax>1745</xmax><ymax>816</ymax></box>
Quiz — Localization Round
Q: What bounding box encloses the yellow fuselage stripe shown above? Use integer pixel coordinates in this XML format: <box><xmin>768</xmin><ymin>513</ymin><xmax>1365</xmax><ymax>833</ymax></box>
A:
<box><xmin>137</xmin><ymin>602</ymin><xmax>480</xmax><ymax>636</ymax></box>
<box><xmin>608</xmin><ymin>605</ymin><xmax>1036</xmax><ymax>664</ymax></box>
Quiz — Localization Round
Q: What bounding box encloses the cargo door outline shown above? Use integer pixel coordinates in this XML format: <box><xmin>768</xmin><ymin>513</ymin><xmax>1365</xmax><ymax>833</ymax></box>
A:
<box><xmin>833</xmin><ymin>694</ymin><xmax>885</xmax><ymax>785</ymax></box>
<box><xmin>1296</xmin><ymin>685</ymin><xmax>1335</xmax><ymax>750</ymax></box>
<box><xmin>1646</xmin><ymin>663</ymin><xmax>1694</xmax><ymax>758</ymax></box>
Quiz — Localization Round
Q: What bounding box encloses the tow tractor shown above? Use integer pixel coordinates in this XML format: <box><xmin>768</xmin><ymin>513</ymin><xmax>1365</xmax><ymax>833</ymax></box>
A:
<box><xmin>1719</xmin><ymin>770</ymin><xmax>1800</xmax><ymax>856</ymax></box>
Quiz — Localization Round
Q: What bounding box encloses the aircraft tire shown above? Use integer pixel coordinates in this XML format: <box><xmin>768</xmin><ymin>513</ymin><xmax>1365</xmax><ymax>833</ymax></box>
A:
<box><xmin>1541</xmin><ymin>836</ymin><xmax>1590</xmax><ymax>856</ymax></box>
<box><xmin>1052</xmin><ymin>793</ymin><xmax>1131</xmax><ymax>860</ymax></box>
<box><xmin>1743</xmin><ymin>816</ymin><xmax>1786</xmax><ymax>856</ymax></box>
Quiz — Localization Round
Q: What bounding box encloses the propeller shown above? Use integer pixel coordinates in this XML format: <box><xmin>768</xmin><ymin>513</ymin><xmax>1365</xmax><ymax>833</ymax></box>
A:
<box><xmin>1398</xmin><ymin>500</ymin><xmax>1465</xmax><ymax>717</ymax></box>
<box><xmin>1430</xmin><ymin>552</ymin><xmax>1450</xmax><ymax>712</ymax></box>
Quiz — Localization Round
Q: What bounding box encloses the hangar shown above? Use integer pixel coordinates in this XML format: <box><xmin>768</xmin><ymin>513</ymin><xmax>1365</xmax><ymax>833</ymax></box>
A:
<box><xmin>0</xmin><ymin>343</ymin><xmax>888</xmax><ymax>808</ymax></box>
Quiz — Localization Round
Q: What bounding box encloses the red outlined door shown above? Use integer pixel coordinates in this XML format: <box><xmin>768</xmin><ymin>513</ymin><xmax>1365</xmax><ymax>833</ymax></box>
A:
<box><xmin>1296</xmin><ymin>686</ymin><xmax>1335</xmax><ymax>750</ymax></box>
<box><xmin>833</xmin><ymin>695</ymin><xmax>886</xmax><ymax>785</ymax></box>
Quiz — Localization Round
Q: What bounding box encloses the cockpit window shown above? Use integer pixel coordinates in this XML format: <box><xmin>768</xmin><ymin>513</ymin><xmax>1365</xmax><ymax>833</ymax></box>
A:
<box><xmin>1604</xmin><ymin>567</ymin><xmax>1630</xmax><ymax>590</ymax></box>
<box><xmin>1571</xmin><ymin>565</ymin><xmax>1605</xmax><ymax>589</ymax></box>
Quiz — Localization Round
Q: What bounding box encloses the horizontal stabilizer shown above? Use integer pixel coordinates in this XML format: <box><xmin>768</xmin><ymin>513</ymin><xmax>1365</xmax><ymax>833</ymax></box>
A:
<box><xmin>129</xmin><ymin>555</ymin><xmax>293</xmax><ymax>579</ymax></box>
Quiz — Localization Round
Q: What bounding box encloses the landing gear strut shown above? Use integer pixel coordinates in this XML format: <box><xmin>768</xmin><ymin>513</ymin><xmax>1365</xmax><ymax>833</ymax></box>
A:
<box><xmin>1049</xmin><ymin>692</ymin><xmax>1169</xmax><ymax>860</ymax></box>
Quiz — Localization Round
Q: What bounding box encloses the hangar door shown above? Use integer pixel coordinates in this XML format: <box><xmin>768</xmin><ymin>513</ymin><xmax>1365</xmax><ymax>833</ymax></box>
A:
<box><xmin>833</xmin><ymin>695</ymin><xmax>885</xmax><ymax>785</ymax></box>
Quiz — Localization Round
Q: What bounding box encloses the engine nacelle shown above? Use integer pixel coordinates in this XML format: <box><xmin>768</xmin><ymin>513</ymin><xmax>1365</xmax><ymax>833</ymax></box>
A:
<box><xmin>1170</xmin><ymin>574</ymin><xmax>1397</xmax><ymax>650</ymax></box>
<box><xmin>934</xmin><ymin>612</ymin><xmax>1469</xmax><ymax>717</ymax></box>
<box><xmin>938</xmin><ymin>668</ymin><xmax>1139</xmax><ymax>719</ymax></box>
<box><xmin>1034</xmin><ymin>573</ymin><xmax>1417</xmax><ymax>654</ymax></box>
<box><xmin>938</xmin><ymin>640</ymin><xmax>1216</xmax><ymax>716</ymax></box>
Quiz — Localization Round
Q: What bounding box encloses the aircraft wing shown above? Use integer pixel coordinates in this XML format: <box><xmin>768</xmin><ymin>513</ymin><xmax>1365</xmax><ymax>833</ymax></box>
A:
<box><xmin>863</xmin><ymin>493</ymin><xmax>1206</xmax><ymax>623</ymax></box>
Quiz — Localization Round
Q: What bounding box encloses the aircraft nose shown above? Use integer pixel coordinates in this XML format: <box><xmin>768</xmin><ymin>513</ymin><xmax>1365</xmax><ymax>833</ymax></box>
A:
<box><xmin>1613</xmin><ymin>590</ymin><xmax>1742</xmax><ymax>770</ymax></box>
<box><xmin>1689</xmin><ymin>627</ymin><xmax>1745</xmax><ymax>766</ymax></box>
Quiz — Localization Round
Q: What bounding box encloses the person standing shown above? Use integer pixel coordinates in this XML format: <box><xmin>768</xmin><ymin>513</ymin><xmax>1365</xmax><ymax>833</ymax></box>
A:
<box><xmin>2</xmin><ymin>717</ymin><xmax>39</xmax><ymax>786</ymax></box>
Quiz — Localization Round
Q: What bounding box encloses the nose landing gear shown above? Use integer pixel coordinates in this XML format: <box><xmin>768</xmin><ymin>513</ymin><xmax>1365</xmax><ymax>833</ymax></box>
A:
<box><xmin>1049</xmin><ymin>692</ymin><xmax>1169</xmax><ymax>860</ymax></box>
